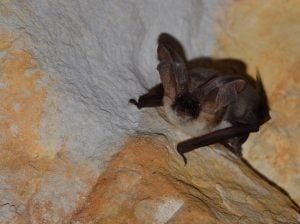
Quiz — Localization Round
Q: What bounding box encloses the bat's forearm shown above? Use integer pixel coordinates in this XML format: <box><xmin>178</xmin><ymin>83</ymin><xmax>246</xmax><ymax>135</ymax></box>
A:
<box><xmin>177</xmin><ymin>125</ymin><xmax>259</xmax><ymax>155</ymax></box>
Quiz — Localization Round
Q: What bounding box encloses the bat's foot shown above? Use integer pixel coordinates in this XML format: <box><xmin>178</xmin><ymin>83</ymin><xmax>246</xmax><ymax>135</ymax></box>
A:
<box><xmin>221</xmin><ymin>141</ymin><xmax>243</xmax><ymax>158</ymax></box>
<box><xmin>229</xmin><ymin>143</ymin><xmax>243</xmax><ymax>158</ymax></box>
<box><xmin>234</xmin><ymin>150</ymin><xmax>242</xmax><ymax>158</ymax></box>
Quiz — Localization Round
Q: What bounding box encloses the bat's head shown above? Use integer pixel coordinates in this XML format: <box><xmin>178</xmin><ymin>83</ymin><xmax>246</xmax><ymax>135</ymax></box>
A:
<box><xmin>157</xmin><ymin>42</ymin><xmax>246</xmax><ymax>123</ymax></box>
<box><xmin>171</xmin><ymin>92</ymin><xmax>200</xmax><ymax>119</ymax></box>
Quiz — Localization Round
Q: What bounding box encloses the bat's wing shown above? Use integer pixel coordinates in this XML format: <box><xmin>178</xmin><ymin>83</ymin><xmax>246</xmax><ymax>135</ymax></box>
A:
<box><xmin>177</xmin><ymin>124</ymin><xmax>259</xmax><ymax>164</ymax></box>
<box><xmin>129</xmin><ymin>84</ymin><xmax>164</xmax><ymax>109</ymax></box>
<box><xmin>177</xmin><ymin>73</ymin><xmax>271</xmax><ymax>165</ymax></box>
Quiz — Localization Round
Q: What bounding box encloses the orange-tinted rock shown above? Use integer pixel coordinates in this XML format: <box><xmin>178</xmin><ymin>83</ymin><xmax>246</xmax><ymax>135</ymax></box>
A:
<box><xmin>0</xmin><ymin>30</ymin><xmax>54</xmax><ymax>222</ymax></box>
<box><xmin>0</xmin><ymin>1</ymin><xmax>299</xmax><ymax>222</ymax></box>
<box><xmin>214</xmin><ymin>0</ymin><xmax>300</xmax><ymax>204</ymax></box>
<box><xmin>0</xmin><ymin>29</ymin><xmax>97</xmax><ymax>223</ymax></box>
<box><xmin>71</xmin><ymin>138</ymin><xmax>299</xmax><ymax>223</ymax></box>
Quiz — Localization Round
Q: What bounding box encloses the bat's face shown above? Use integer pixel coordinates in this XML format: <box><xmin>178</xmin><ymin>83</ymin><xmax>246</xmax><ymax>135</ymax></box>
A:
<box><xmin>171</xmin><ymin>93</ymin><xmax>200</xmax><ymax>119</ymax></box>
<box><xmin>164</xmin><ymin>93</ymin><xmax>228</xmax><ymax>139</ymax></box>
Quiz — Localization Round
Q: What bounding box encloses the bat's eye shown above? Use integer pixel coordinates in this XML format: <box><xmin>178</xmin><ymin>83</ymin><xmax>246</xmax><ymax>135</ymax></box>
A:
<box><xmin>172</xmin><ymin>93</ymin><xmax>200</xmax><ymax>119</ymax></box>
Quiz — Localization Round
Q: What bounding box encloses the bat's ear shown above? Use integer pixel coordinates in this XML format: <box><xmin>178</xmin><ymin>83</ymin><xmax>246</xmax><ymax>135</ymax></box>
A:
<box><xmin>157</xmin><ymin>44</ymin><xmax>189</xmax><ymax>99</ymax></box>
<box><xmin>157</xmin><ymin>44</ymin><xmax>171</xmax><ymax>62</ymax></box>
<box><xmin>157</xmin><ymin>43</ymin><xmax>185</xmax><ymax>65</ymax></box>
<box><xmin>157</xmin><ymin>44</ymin><xmax>177</xmax><ymax>99</ymax></box>
<box><xmin>202</xmin><ymin>78</ymin><xmax>246</xmax><ymax>114</ymax></box>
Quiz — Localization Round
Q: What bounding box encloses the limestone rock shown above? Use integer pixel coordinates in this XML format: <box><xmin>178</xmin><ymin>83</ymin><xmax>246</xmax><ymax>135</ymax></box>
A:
<box><xmin>214</xmin><ymin>0</ymin><xmax>300</xmax><ymax>205</ymax></box>
<box><xmin>0</xmin><ymin>0</ymin><xmax>299</xmax><ymax>223</ymax></box>
<box><xmin>71</xmin><ymin>139</ymin><xmax>299</xmax><ymax>224</ymax></box>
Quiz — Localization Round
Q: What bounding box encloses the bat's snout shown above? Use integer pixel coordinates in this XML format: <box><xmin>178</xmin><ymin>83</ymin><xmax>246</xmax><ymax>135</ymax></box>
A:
<box><xmin>171</xmin><ymin>93</ymin><xmax>200</xmax><ymax>120</ymax></box>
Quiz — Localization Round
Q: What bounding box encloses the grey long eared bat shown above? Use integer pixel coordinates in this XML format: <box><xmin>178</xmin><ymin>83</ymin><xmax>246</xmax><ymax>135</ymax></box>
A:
<box><xmin>130</xmin><ymin>38</ymin><xmax>270</xmax><ymax>164</ymax></box>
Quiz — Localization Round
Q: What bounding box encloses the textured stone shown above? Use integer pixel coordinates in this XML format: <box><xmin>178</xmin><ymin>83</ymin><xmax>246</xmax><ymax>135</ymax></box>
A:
<box><xmin>71</xmin><ymin>139</ymin><xmax>299</xmax><ymax>223</ymax></box>
<box><xmin>214</xmin><ymin>0</ymin><xmax>300</xmax><ymax>205</ymax></box>
<box><xmin>0</xmin><ymin>0</ymin><xmax>299</xmax><ymax>223</ymax></box>
<box><xmin>0</xmin><ymin>0</ymin><xmax>223</xmax><ymax>222</ymax></box>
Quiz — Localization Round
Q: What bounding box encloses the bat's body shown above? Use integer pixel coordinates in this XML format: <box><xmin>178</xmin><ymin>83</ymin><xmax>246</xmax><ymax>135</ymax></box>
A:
<box><xmin>163</xmin><ymin>69</ymin><xmax>231</xmax><ymax>136</ymax></box>
<box><xmin>130</xmin><ymin>37</ymin><xmax>270</xmax><ymax>164</ymax></box>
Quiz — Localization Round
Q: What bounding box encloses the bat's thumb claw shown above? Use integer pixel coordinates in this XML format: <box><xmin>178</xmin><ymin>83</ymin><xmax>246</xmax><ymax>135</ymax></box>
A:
<box><xmin>180</xmin><ymin>153</ymin><xmax>187</xmax><ymax>166</ymax></box>
<box><xmin>177</xmin><ymin>145</ymin><xmax>188</xmax><ymax>166</ymax></box>
<box><xmin>129</xmin><ymin>99</ymin><xmax>141</xmax><ymax>109</ymax></box>
<box><xmin>129</xmin><ymin>98</ymin><xmax>137</xmax><ymax>105</ymax></box>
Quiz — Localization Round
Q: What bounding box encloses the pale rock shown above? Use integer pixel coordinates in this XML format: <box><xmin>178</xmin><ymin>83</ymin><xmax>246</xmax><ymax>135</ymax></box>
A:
<box><xmin>214</xmin><ymin>0</ymin><xmax>300</xmax><ymax>205</ymax></box>
<box><xmin>0</xmin><ymin>0</ymin><xmax>299</xmax><ymax>223</ymax></box>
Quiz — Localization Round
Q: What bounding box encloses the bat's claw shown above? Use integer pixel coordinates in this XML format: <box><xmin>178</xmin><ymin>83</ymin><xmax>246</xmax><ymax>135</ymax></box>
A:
<box><xmin>180</xmin><ymin>153</ymin><xmax>187</xmax><ymax>166</ymax></box>
<box><xmin>129</xmin><ymin>99</ymin><xmax>141</xmax><ymax>109</ymax></box>
<box><xmin>177</xmin><ymin>144</ymin><xmax>188</xmax><ymax>165</ymax></box>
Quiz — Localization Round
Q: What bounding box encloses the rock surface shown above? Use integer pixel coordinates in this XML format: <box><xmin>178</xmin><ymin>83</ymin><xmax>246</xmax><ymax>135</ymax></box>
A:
<box><xmin>214</xmin><ymin>0</ymin><xmax>300</xmax><ymax>205</ymax></box>
<box><xmin>71</xmin><ymin>138</ymin><xmax>299</xmax><ymax>224</ymax></box>
<box><xmin>0</xmin><ymin>0</ymin><xmax>299</xmax><ymax>223</ymax></box>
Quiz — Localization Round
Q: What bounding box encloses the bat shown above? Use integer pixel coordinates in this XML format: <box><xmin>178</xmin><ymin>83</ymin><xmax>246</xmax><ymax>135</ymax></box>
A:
<box><xmin>129</xmin><ymin>36</ymin><xmax>270</xmax><ymax>165</ymax></box>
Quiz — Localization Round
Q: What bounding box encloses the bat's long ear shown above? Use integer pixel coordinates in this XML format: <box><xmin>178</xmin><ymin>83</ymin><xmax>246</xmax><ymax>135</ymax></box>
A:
<box><xmin>157</xmin><ymin>44</ymin><xmax>189</xmax><ymax>99</ymax></box>
<box><xmin>200</xmin><ymin>76</ymin><xmax>246</xmax><ymax>114</ymax></box>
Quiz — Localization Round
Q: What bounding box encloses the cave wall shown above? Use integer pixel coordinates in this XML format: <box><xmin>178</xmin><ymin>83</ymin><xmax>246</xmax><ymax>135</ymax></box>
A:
<box><xmin>0</xmin><ymin>0</ymin><xmax>299</xmax><ymax>223</ymax></box>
